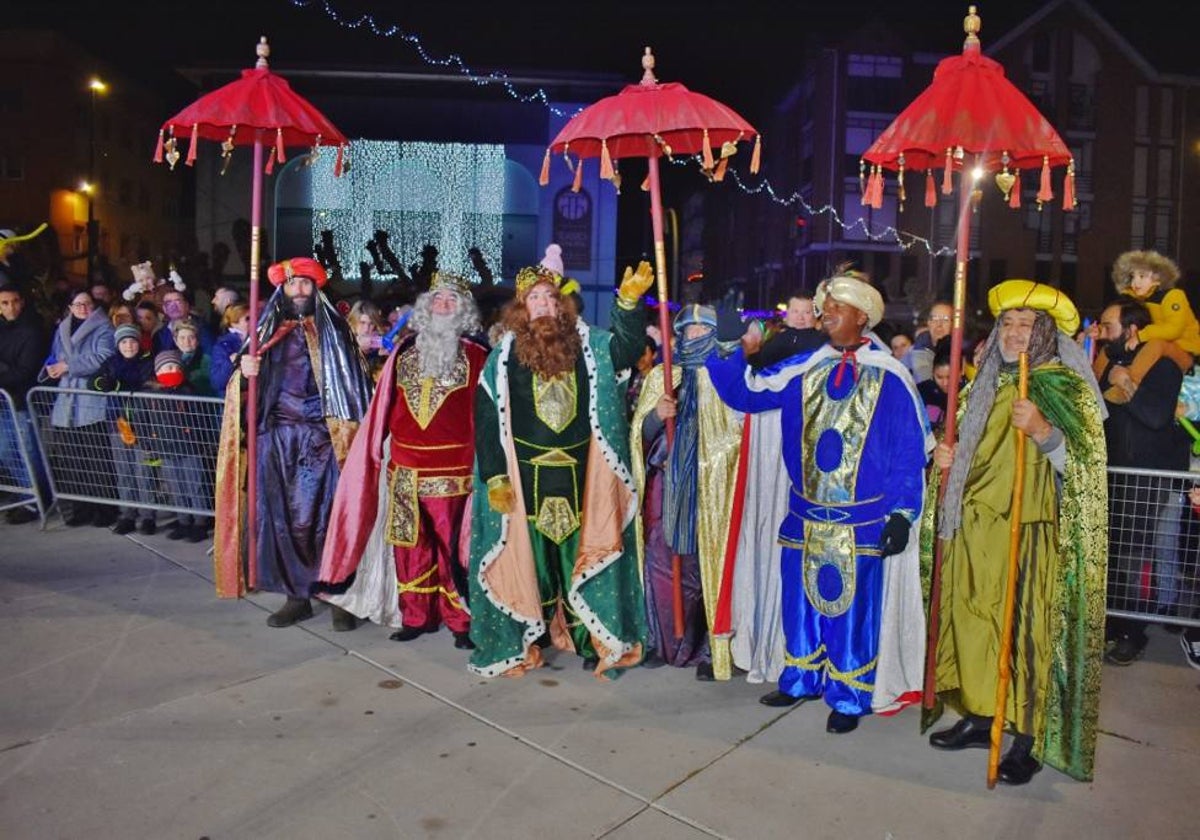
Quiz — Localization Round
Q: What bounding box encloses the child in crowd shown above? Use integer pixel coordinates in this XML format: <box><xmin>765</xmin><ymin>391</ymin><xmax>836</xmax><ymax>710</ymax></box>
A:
<box><xmin>145</xmin><ymin>350</ymin><xmax>210</xmax><ymax>543</ymax></box>
<box><xmin>172</xmin><ymin>320</ymin><xmax>213</xmax><ymax>396</ymax></box>
<box><xmin>209</xmin><ymin>302</ymin><xmax>250</xmax><ymax>394</ymax></box>
<box><xmin>92</xmin><ymin>324</ymin><xmax>157</xmax><ymax>535</ymax></box>
<box><xmin>1112</xmin><ymin>250</ymin><xmax>1200</xmax><ymax>357</ymax></box>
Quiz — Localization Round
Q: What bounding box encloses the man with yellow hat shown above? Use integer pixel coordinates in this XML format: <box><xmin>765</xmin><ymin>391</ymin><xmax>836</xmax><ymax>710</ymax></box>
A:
<box><xmin>926</xmin><ymin>279</ymin><xmax>1107</xmax><ymax>785</ymax></box>
<box><xmin>707</xmin><ymin>269</ymin><xmax>932</xmax><ymax>734</ymax></box>
<box><xmin>468</xmin><ymin>245</ymin><xmax>652</xmax><ymax>679</ymax></box>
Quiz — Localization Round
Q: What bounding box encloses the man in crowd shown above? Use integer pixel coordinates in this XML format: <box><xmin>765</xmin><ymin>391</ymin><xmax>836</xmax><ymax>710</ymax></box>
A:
<box><xmin>469</xmin><ymin>246</ymin><xmax>651</xmax><ymax>678</ymax></box>
<box><xmin>707</xmin><ymin>270</ymin><xmax>931</xmax><ymax>733</ymax></box>
<box><xmin>214</xmin><ymin>257</ymin><xmax>372</xmax><ymax>630</ymax></box>
<box><xmin>909</xmin><ymin>300</ymin><xmax>953</xmax><ymax>383</ymax></box>
<box><xmin>155</xmin><ymin>288</ymin><xmax>215</xmax><ymax>355</ymax></box>
<box><xmin>1093</xmin><ymin>299</ymin><xmax>1191</xmax><ymax>664</ymax></box>
<box><xmin>927</xmin><ymin>279</ymin><xmax>1107</xmax><ymax>785</ymax></box>
<box><xmin>209</xmin><ymin>286</ymin><xmax>241</xmax><ymax>334</ymax></box>
<box><xmin>0</xmin><ymin>283</ymin><xmax>49</xmax><ymax>523</ymax></box>
<box><xmin>317</xmin><ymin>273</ymin><xmax>488</xmax><ymax>648</ymax></box>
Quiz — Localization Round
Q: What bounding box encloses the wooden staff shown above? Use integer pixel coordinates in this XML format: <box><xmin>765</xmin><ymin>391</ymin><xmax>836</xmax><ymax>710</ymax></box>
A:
<box><xmin>987</xmin><ymin>351</ymin><xmax>1029</xmax><ymax>789</ymax></box>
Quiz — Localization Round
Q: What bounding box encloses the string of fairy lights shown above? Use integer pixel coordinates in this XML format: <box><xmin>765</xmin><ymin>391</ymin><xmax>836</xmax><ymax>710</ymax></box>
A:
<box><xmin>285</xmin><ymin>0</ymin><xmax>954</xmax><ymax>257</ymax></box>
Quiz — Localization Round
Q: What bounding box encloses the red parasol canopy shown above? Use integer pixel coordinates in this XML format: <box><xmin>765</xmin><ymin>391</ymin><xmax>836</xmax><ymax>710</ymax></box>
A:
<box><xmin>861</xmin><ymin>6</ymin><xmax>1074</xmax><ymax>211</ymax></box>
<box><xmin>155</xmin><ymin>37</ymin><xmax>349</xmax><ymax>599</ymax></box>
<box><xmin>545</xmin><ymin>48</ymin><xmax>760</xmax><ymax>189</ymax></box>
<box><xmin>154</xmin><ymin>36</ymin><xmax>348</xmax><ymax>176</ymax></box>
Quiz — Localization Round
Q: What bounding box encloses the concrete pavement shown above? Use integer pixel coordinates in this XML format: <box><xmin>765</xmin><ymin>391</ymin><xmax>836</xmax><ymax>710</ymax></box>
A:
<box><xmin>0</xmin><ymin>516</ymin><xmax>1196</xmax><ymax>839</ymax></box>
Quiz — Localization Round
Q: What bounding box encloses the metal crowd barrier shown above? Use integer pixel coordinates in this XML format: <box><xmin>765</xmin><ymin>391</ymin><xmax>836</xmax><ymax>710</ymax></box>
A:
<box><xmin>1107</xmin><ymin>465</ymin><xmax>1200</xmax><ymax>630</ymax></box>
<box><xmin>0</xmin><ymin>388</ymin><xmax>46</xmax><ymax>524</ymax></box>
<box><xmin>25</xmin><ymin>386</ymin><xmax>223</xmax><ymax>520</ymax></box>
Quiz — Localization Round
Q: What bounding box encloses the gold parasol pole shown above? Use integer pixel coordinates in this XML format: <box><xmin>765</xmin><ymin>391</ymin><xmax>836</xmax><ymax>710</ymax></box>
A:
<box><xmin>987</xmin><ymin>350</ymin><xmax>1029</xmax><ymax>789</ymax></box>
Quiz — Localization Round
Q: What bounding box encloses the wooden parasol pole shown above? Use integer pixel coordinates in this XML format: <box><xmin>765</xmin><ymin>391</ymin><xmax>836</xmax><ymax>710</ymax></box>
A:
<box><xmin>987</xmin><ymin>351</ymin><xmax>1029</xmax><ymax>789</ymax></box>
<box><xmin>923</xmin><ymin>164</ymin><xmax>973</xmax><ymax>708</ymax></box>
<box><xmin>646</xmin><ymin>154</ymin><xmax>685</xmax><ymax>638</ymax></box>
<box><xmin>245</xmin><ymin>134</ymin><xmax>263</xmax><ymax>591</ymax></box>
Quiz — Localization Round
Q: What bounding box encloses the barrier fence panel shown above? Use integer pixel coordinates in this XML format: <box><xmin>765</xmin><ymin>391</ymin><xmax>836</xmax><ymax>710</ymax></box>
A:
<box><xmin>1107</xmin><ymin>465</ymin><xmax>1200</xmax><ymax>630</ymax></box>
<box><xmin>26</xmin><ymin>386</ymin><xmax>224</xmax><ymax>521</ymax></box>
<box><xmin>0</xmin><ymin>388</ymin><xmax>45</xmax><ymax>521</ymax></box>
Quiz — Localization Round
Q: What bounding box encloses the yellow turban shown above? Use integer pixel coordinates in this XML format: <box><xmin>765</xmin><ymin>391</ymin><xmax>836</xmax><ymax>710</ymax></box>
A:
<box><xmin>987</xmin><ymin>279</ymin><xmax>1080</xmax><ymax>336</ymax></box>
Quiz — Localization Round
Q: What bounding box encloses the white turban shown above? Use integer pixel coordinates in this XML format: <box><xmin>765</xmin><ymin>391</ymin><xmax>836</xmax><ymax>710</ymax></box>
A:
<box><xmin>814</xmin><ymin>274</ymin><xmax>885</xmax><ymax>328</ymax></box>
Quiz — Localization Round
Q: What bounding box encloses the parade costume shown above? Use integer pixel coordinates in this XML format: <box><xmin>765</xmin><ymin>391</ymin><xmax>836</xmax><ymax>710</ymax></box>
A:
<box><xmin>318</xmin><ymin>276</ymin><xmax>487</xmax><ymax>637</ymax></box>
<box><xmin>926</xmin><ymin>280</ymin><xmax>1107</xmax><ymax>782</ymax></box>
<box><xmin>469</xmin><ymin>254</ymin><xmax>648</xmax><ymax>679</ymax></box>
<box><xmin>707</xmin><ymin>276</ymin><xmax>931</xmax><ymax>717</ymax></box>
<box><xmin>214</xmin><ymin>258</ymin><xmax>372</xmax><ymax>601</ymax></box>
<box><xmin>630</xmin><ymin>305</ymin><xmax>743</xmax><ymax>677</ymax></box>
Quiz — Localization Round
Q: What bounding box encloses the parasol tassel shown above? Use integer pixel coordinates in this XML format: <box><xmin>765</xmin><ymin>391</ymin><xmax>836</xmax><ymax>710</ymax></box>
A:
<box><xmin>641</xmin><ymin>174</ymin><xmax>651</xmax><ymax>192</ymax></box>
<box><xmin>600</xmin><ymin>139</ymin><xmax>614</xmax><ymax>180</ymax></box>
<box><xmin>702</xmin><ymin>129</ymin><xmax>714</xmax><ymax>171</ymax></box>
<box><xmin>925</xmin><ymin>170</ymin><xmax>937</xmax><ymax>208</ymax></box>
<box><xmin>538</xmin><ymin>147</ymin><xmax>551</xmax><ymax>185</ymax></box>
<box><xmin>265</xmin><ymin>151</ymin><xmax>276</xmax><ymax>175</ymax></box>
<box><xmin>334</xmin><ymin>145</ymin><xmax>345</xmax><ymax>178</ymax></box>
<box><xmin>153</xmin><ymin>130</ymin><xmax>164</xmax><ymax>163</ymax></box>
<box><xmin>1063</xmin><ymin>160</ymin><xmax>1076</xmax><ymax>211</ymax></box>
<box><xmin>1009</xmin><ymin>170</ymin><xmax>1022</xmax><ymax>208</ymax></box>
<box><xmin>571</xmin><ymin>158</ymin><xmax>583</xmax><ymax>193</ymax></box>
<box><xmin>750</xmin><ymin>135</ymin><xmax>761</xmax><ymax>174</ymax></box>
<box><xmin>275</xmin><ymin>127</ymin><xmax>286</xmax><ymax>165</ymax></box>
<box><xmin>1037</xmin><ymin>156</ymin><xmax>1053</xmax><ymax>203</ymax></box>
<box><xmin>185</xmin><ymin>123</ymin><xmax>198</xmax><ymax>167</ymax></box>
<box><xmin>713</xmin><ymin>156</ymin><xmax>729</xmax><ymax>182</ymax></box>
<box><xmin>941</xmin><ymin>148</ymin><xmax>953</xmax><ymax>195</ymax></box>
<box><xmin>871</xmin><ymin>167</ymin><xmax>885</xmax><ymax>209</ymax></box>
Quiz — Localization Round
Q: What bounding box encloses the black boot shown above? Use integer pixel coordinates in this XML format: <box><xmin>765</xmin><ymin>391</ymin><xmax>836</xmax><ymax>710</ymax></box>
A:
<box><xmin>759</xmin><ymin>689</ymin><xmax>818</xmax><ymax>707</ymax></box>
<box><xmin>826</xmin><ymin>710</ymin><xmax>860</xmax><ymax>734</ymax></box>
<box><xmin>453</xmin><ymin>631</ymin><xmax>475</xmax><ymax>649</ymax></box>
<box><xmin>266</xmin><ymin>598</ymin><xmax>313</xmax><ymax>627</ymax></box>
<box><xmin>695</xmin><ymin>662</ymin><xmax>715</xmax><ymax>681</ymax></box>
<box><xmin>91</xmin><ymin>505</ymin><xmax>118</xmax><ymax>528</ymax></box>
<box><xmin>329</xmin><ymin>605</ymin><xmax>357</xmax><ymax>632</ymax></box>
<box><xmin>389</xmin><ymin>626</ymin><xmax>425</xmax><ymax>642</ymax></box>
<box><xmin>998</xmin><ymin>734</ymin><xmax>1042</xmax><ymax>785</ymax></box>
<box><xmin>112</xmin><ymin>518</ymin><xmax>136</xmax><ymax>535</ymax></box>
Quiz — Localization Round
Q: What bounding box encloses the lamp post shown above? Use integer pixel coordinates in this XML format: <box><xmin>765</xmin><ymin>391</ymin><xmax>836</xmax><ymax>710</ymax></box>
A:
<box><xmin>86</xmin><ymin>76</ymin><xmax>107</xmax><ymax>283</ymax></box>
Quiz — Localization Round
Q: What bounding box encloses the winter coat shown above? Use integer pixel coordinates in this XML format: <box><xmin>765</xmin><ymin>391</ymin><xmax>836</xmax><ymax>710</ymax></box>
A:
<box><xmin>46</xmin><ymin>309</ymin><xmax>115</xmax><ymax>428</ymax></box>
<box><xmin>0</xmin><ymin>309</ymin><xmax>47</xmax><ymax>410</ymax></box>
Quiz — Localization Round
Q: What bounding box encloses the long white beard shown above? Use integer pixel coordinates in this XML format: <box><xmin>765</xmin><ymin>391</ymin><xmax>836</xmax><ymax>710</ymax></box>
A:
<box><xmin>416</xmin><ymin>314</ymin><xmax>462</xmax><ymax>379</ymax></box>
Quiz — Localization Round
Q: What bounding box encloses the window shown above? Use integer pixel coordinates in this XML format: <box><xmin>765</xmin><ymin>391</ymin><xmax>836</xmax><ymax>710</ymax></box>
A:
<box><xmin>1160</xmin><ymin>88</ymin><xmax>1175</xmax><ymax>140</ymax></box>
<box><xmin>844</xmin><ymin>116</ymin><xmax>892</xmax><ymax>177</ymax></box>
<box><xmin>1154</xmin><ymin>205</ymin><xmax>1172</xmax><ymax>252</ymax></box>
<box><xmin>1157</xmin><ymin>147</ymin><xmax>1174</xmax><ymax>197</ymax></box>
<box><xmin>1133</xmin><ymin>147</ymin><xmax>1149</xmax><ymax>198</ymax></box>
<box><xmin>1130</xmin><ymin>204</ymin><xmax>1147</xmax><ymax>248</ymax></box>
<box><xmin>847</xmin><ymin>54</ymin><xmax>902</xmax><ymax>78</ymax></box>
<box><xmin>1135</xmin><ymin>86</ymin><xmax>1149</xmax><ymax>139</ymax></box>
<box><xmin>1032</xmin><ymin>33</ymin><xmax>1052</xmax><ymax>73</ymax></box>
<box><xmin>841</xmin><ymin>182</ymin><xmax>897</xmax><ymax>243</ymax></box>
<box><xmin>845</xmin><ymin>54</ymin><xmax>902</xmax><ymax>112</ymax></box>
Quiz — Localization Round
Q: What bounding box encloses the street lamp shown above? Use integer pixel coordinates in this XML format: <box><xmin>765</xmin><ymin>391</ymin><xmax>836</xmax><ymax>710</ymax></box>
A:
<box><xmin>86</xmin><ymin>76</ymin><xmax>107</xmax><ymax>282</ymax></box>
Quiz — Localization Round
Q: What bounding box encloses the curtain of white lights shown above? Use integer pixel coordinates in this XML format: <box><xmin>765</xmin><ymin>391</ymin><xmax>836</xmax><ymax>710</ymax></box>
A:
<box><xmin>310</xmin><ymin>140</ymin><xmax>506</xmax><ymax>279</ymax></box>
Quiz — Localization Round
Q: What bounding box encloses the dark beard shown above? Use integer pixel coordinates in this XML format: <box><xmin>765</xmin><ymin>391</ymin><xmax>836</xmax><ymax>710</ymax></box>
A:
<box><xmin>282</xmin><ymin>294</ymin><xmax>314</xmax><ymax>319</ymax></box>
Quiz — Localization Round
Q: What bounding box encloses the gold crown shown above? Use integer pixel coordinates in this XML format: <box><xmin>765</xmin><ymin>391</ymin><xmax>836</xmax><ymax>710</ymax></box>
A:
<box><xmin>515</xmin><ymin>264</ymin><xmax>564</xmax><ymax>294</ymax></box>
<box><xmin>429</xmin><ymin>272</ymin><xmax>472</xmax><ymax>295</ymax></box>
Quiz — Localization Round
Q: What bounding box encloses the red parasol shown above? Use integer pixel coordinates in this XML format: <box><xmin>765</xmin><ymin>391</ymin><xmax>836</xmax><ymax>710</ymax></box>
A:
<box><xmin>155</xmin><ymin>37</ymin><xmax>348</xmax><ymax>596</ymax></box>
<box><xmin>861</xmin><ymin>5</ymin><xmax>1075</xmax><ymax>756</ymax></box>
<box><xmin>544</xmin><ymin>48</ymin><xmax>760</xmax><ymax>638</ymax></box>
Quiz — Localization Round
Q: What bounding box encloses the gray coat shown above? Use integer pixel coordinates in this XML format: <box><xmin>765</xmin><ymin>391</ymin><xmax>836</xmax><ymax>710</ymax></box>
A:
<box><xmin>47</xmin><ymin>309</ymin><xmax>115</xmax><ymax>427</ymax></box>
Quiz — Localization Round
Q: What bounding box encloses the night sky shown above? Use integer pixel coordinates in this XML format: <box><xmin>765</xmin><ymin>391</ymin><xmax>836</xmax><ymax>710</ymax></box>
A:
<box><xmin>8</xmin><ymin>0</ymin><xmax>1187</xmax><ymax>123</ymax></box>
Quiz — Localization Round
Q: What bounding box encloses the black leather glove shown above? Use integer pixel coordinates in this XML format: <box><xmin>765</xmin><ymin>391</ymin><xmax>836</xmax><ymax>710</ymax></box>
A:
<box><xmin>716</xmin><ymin>305</ymin><xmax>747</xmax><ymax>343</ymax></box>
<box><xmin>879</xmin><ymin>513</ymin><xmax>911</xmax><ymax>558</ymax></box>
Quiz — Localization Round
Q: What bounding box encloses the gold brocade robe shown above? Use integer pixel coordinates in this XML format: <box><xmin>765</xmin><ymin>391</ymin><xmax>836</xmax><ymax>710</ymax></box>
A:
<box><xmin>630</xmin><ymin>364</ymin><xmax>743</xmax><ymax>680</ymax></box>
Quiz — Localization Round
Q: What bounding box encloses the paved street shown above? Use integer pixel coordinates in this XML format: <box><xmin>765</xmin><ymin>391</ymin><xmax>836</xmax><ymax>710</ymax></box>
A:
<box><xmin>0</xmin><ymin>516</ymin><xmax>1196</xmax><ymax>839</ymax></box>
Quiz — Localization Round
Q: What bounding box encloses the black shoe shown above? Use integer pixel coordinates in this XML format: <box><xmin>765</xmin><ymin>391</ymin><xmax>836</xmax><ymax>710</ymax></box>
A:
<box><xmin>998</xmin><ymin>746</ymin><xmax>1042</xmax><ymax>785</ymax></box>
<box><xmin>1104</xmin><ymin>634</ymin><xmax>1145</xmax><ymax>666</ymax></box>
<box><xmin>453</xmin><ymin>631</ymin><xmax>475</xmax><ymax>649</ymax></box>
<box><xmin>91</xmin><ymin>508</ymin><xmax>118</xmax><ymax>528</ymax></box>
<box><xmin>184</xmin><ymin>524</ymin><xmax>208</xmax><ymax>543</ymax></box>
<box><xmin>389</xmin><ymin>626</ymin><xmax>425</xmax><ymax>642</ymax></box>
<box><xmin>112</xmin><ymin>518</ymin><xmax>136</xmax><ymax>535</ymax></box>
<box><xmin>581</xmin><ymin>656</ymin><xmax>600</xmax><ymax>671</ymax></box>
<box><xmin>138</xmin><ymin>520</ymin><xmax>156</xmax><ymax>535</ymax></box>
<box><xmin>63</xmin><ymin>507</ymin><xmax>92</xmax><ymax>527</ymax></box>
<box><xmin>826</xmin><ymin>710</ymin><xmax>860</xmax><ymax>734</ymax></box>
<box><xmin>640</xmin><ymin>654</ymin><xmax>667</xmax><ymax>669</ymax></box>
<box><xmin>266</xmin><ymin>598</ymin><xmax>313</xmax><ymax>627</ymax></box>
<box><xmin>929</xmin><ymin>716</ymin><xmax>992</xmax><ymax>750</ymax></box>
<box><xmin>5</xmin><ymin>505</ymin><xmax>38</xmax><ymax>525</ymax></box>
<box><xmin>759</xmin><ymin>690</ymin><xmax>817</xmax><ymax>707</ymax></box>
<box><xmin>695</xmin><ymin>662</ymin><xmax>715</xmax><ymax>681</ymax></box>
<box><xmin>330</xmin><ymin>605</ymin><xmax>357</xmax><ymax>632</ymax></box>
<box><xmin>166</xmin><ymin>523</ymin><xmax>188</xmax><ymax>541</ymax></box>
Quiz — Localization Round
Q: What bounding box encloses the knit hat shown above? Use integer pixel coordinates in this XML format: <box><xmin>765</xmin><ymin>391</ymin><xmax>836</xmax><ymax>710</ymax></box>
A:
<box><xmin>154</xmin><ymin>349</ymin><xmax>183</xmax><ymax>373</ymax></box>
<box><xmin>515</xmin><ymin>244</ymin><xmax>566</xmax><ymax>295</ymax></box>
<box><xmin>114</xmin><ymin>324</ymin><xmax>141</xmax><ymax>345</ymax></box>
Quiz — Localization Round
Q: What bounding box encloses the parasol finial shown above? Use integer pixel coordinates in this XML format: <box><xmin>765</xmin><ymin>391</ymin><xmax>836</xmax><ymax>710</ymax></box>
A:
<box><xmin>641</xmin><ymin>47</ymin><xmax>658</xmax><ymax>86</ymax></box>
<box><xmin>964</xmin><ymin>5</ymin><xmax>982</xmax><ymax>50</ymax></box>
<box><xmin>256</xmin><ymin>36</ymin><xmax>270</xmax><ymax>69</ymax></box>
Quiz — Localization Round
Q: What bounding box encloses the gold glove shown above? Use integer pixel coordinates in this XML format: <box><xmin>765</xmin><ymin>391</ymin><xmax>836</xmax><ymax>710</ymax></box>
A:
<box><xmin>486</xmin><ymin>475</ymin><xmax>516</xmax><ymax>514</ymax></box>
<box><xmin>617</xmin><ymin>260</ymin><xmax>655</xmax><ymax>308</ymax></box>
